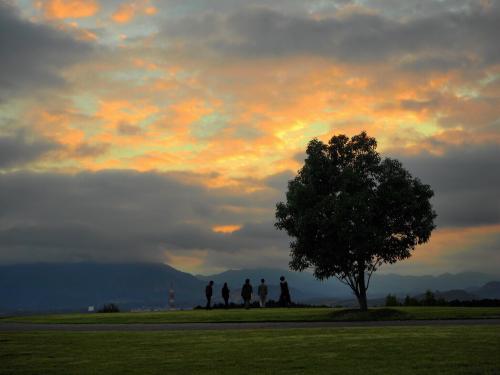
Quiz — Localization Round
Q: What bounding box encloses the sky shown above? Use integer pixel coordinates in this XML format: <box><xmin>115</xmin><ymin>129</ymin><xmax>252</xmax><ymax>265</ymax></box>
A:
<box><xmin>0</xmin><ymin>0</ymin><xmax>499</xmax><ymax>276</ymax></box>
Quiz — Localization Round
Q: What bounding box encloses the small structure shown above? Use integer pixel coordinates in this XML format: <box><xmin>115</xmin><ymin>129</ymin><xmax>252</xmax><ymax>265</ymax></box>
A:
<box><xmin>168</xmin><ymin>283</ymin><xmax>175</xmax><ymax>310</ymax></box>
<box><xmin>88</xmin><ymin>306</ymin><xmax>95</xmax><ymax>312</ymax></box>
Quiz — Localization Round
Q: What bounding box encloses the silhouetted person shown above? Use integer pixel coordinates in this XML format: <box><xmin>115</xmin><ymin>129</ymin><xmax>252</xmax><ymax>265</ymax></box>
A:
<box><xmin>222</xmin><ymin>282</ymin><xmax>230</xmax><ymax>308</ymax></box>
<box><xmin>205</xmin><ymin>280</ymin><xmax>214</xmax><ymax>310</ymax></box>
<box><xmin>258</xmin><ymin>278</ymin><xmax>268</xmax><ymax>308</ymax></box>
<box><xmin>279</xmin><ymin>276</ymin><xmax>291</xmax><ymax>307</ymax></box>
<box><xmin>241</xmin><ymin>278</ymin><xmax>253</xmax><ymax>309</ymax></box>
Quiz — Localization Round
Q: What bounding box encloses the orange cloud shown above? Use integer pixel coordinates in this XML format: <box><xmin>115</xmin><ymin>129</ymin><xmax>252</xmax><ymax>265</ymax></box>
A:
<box><xmin>164</xmin><ymin>250</ymin><xmax>208</xmax><ymax>274</ymax></box>
<box><xmin>96</xmin><ymin>99</ymin><xmax>159</xmax><ymax>126</ymax></box>
<box><xmin>36</xmin><ymin>0</ymin><xmax>99</xmax><ymax>19</ymax></box>
<box><xmin>212</xmin><ymin>225</ymin><xmax>242</xmax><ymax>234</ymax></box>
<box><xmin>35</xmin><ymin>110</ymin><xmax>85</xmax><ymax>147</ymax></box>
<box><xmin>111</xmin><ymin>1</ymin><xmax>158</xmax><ymax>24</ymax></box>
<box><xmin>144</xmin><ymin>6</ymin><xmax>157</xmax><ymax>15</ymax></box>
<box><xmin>112</xmin><ymin>3</ymin><xmax>135</xmax><ymax>23</ymax></box>
<box><xmin>15</xmin><ymin>34</ymin><xmax>498</xmax><ymax>184</ymax></box>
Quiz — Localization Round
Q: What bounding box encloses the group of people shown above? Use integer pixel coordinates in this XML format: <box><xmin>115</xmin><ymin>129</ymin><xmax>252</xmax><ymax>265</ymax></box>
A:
<box><xmin>204</xmin><ymin>276</ymin><xmax>292</xmax><ymax>310</ymax></box>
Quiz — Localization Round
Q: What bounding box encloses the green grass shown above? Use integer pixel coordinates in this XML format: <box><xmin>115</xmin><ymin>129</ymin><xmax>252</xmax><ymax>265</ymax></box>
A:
<box><xmin>2</xmin><ymin>306</ymin><xmax>500</xmax><ymax>324</ymax></box>
<box><xmin>1</xmin><ymin>326</ymin><xmax>499</xmax><ymax>374</ymax></box>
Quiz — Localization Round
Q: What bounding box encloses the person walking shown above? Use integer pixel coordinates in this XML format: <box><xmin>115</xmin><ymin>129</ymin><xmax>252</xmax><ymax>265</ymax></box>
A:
<box><xmin>205</xmin><ymin>280</ymin><xmax>214</xmax><ymax>310</ymax></box>
<box><xmin>279</xmin><ymin>276</ymin><xmax>291</xmax><ymax>307</ymax></box>
<box><xmin>222</xmin><ymin>282</ymin><xmax>230</xmax><ymax>309</ymax></box>
<box><xmin>241</xmin><ymin>279</ymin><xmax>253</xmax><ymax>309</ymax></box>
<box><xmin>257</xmin><ymin>278</ymin><xmax>268</xmax><ymax>308</ymax></box>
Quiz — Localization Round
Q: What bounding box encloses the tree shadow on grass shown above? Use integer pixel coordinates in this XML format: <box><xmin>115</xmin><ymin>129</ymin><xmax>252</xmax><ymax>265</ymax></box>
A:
<box><xmin>329</xmin><ymin>308</ymin><xmax>410</xmax><ymax>321</ymax></box>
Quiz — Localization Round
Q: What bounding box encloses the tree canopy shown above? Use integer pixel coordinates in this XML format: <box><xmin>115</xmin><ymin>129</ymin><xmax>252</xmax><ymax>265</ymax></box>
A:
<box><xmin>275</xmin><ymin>132</ymin><xmax>436</xmax><ymax>310</ymax></box>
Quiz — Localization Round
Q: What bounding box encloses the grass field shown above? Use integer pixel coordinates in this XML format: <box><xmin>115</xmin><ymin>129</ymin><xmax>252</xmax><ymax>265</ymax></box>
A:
<box><xmin>2</xmin><ymin>306</ymin><xmax>500</xmax><ymax>324</ymax></box>
<box><xmin>1</xmin><ymin>326</ymin><xmax>499</xmax><ymax>374</ymax></box>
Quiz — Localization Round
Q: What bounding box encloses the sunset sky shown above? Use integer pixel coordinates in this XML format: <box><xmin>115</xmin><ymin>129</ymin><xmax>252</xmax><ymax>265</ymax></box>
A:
<box><xmin>0</xmin><ymin>0</ymin><xmax>499</xmax><ymax>275</ymax></box>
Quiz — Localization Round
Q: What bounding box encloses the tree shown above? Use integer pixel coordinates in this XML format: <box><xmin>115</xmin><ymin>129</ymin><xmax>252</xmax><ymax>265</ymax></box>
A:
<box><xmin>275</xmin><ymin>132</ymin><xmax>436</xmax><ymax>311</ymax></box>
<box><xmin>385</xmin><ymin>294</ymin><xmax>399</xmax><ymax>307</ymax></box>
<box><xmin>97</xmin><ymin>303</ymin><xmax>120</xmax><ymax>313</ymax></box>
<box><xmin>423</xmin><ymin>290</ymin><xmax>437</xmax><ymax>306</ymax></box>
<box><xmin>404</xmin><ymin>295</ymin><xmax>419</xmax><ymax>306</ymax></box>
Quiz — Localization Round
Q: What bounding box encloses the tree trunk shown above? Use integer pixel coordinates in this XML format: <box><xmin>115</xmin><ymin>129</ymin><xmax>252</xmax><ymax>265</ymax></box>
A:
<box><xmin>357</xmin><ymin>266</ymin><xmax>368</xmax><ymax>311</ymax></box>
<box><xmin>356</xmin><ymin>288</ymin><xmax>368</xmax><ymax>311</ymax></box>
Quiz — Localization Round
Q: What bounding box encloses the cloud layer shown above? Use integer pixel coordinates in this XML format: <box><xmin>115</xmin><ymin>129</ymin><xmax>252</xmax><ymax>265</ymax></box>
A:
<box><xmin>0</xmin><ymin>132</ymin><xmax>59</xmax><ymax>168</ymax></box>
<box><xmin>0</xmin><ymin>0</ymin><xmax>498</xmax><ymax>274</ymax></box>
<box><xmin>161</xmin><ymin>4</ymin><xmax>500</xmax><ymax>67</ymax></box>
<box><xmin>0</xmin><ymin>170</ymin><xmax>288</xmax><ymax>268</ymax></box>
<box><xmin>1</xmin><ymin>140</ymin><xmax>499</xmax><ymax>273</ymax></box>
<box><xmin>0</xmin><ymin>2</ymin><xmax>92</xmax><ymax>100</ymax></box>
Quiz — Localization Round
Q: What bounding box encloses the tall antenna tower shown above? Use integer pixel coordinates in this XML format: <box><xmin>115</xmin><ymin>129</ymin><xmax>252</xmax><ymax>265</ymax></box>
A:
<box><xmin>168</xmin><ymin>282</ymin><xmax>175</xmax><ymax>310</ymax></box>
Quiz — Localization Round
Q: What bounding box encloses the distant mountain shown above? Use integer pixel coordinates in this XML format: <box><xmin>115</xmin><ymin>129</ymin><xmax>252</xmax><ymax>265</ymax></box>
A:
<box><xmin>368</xmin><ymin>272</ymin><xmax>496</xmax><ymax>297</ymax></box>
<box><xmin>0</xmin><ymin>263</ymin><xmax>206</xmax><ymax>313</ymax></box>
<box><xmin>388</xmin><ymin>282</ymin><xmax>500</xmax><ymax>303</ymax></box>
<box><xmin>1</xmin><ymin>263</ymin><xmax>498</xmax><ymax>313</ymax></box>
<box><xmin>414</xmin><ymin>289</ymin><xmax>478</xmax><ymax>301</ymax></box>
<box><xmin>311</xmin><ymin>283</ymin><xmax>500</xmax><ymax>307</ymax></box>
<box><xmin>476</xmin><ymin>282</ymin><xmax>500</xmax><ymax>299</ymax></box>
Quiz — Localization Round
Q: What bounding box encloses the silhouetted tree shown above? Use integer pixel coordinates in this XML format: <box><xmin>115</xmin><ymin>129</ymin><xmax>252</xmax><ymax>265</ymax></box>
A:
<box><xmin>404</xmin><ymin>295</ymin><xmax>420</xmax><ymax>306</ymax></box>
<box><xmin>423</xmin><ymin>290</ymin><xmax>437</xmax><ymax>306</ymax></box>
<box><xmin>385</xmin><ymin>294</ymin><xmax>399</xmax><ymax>306</ymax></box>
<box><xmin>98</xmin><ymin>303</ymin><xmax>120</xmax><ymax>313</ymax></box>
<box><xmin>275</xmin><ymin>132</ymin><xmax>436</xmax><ymax>311</ymax></box>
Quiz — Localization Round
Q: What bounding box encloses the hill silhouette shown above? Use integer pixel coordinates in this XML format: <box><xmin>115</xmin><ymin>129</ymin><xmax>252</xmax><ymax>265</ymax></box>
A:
<box><xmin>0</xmin><ymin>263</ymin><xmax>499</xmax><ymax>313</ymax></box>
<box><xmin>0</xmin><ymin>263</ymin><xmax>204</xmax><ymax>313</ymax></box>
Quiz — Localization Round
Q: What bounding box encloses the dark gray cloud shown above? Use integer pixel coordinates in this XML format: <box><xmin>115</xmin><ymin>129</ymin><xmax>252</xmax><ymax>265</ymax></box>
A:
<box><xmin>0</xmin><ymin>170</ymin><xmax>288</xmax><ymax>264</ymax></box>
<box><xmin>400</xmin><ymin>98</ymin><xmax>441</xmax><ymax>111</ymax></box>
<box><xmin>0</xmin><ymin>2</ymin><xmax>92</xmax><ymax>100</ymax></box>
<box><xmin>0</xmin><ymin>143</ymin><xmax>498</xmax><ymax>267</ymax></box>
<box><xmin>263</xmin><ymin>170</ymin><xmax>295</xmax><ymax>191</ymax></box>
<box><xmin>160</xmin><ymin>0</ymin><xmax>344</xmax><ymax>17</ymax></box>
<box><xmin>364</xmin><ymin>0</ymin><xmax>482</xmax><ymax>19</ymax></box>
<box><xmin>0</xmin><ymin>132</ymin><xmax>59</xmax><ymax>168</ymax></box>
<box><xmin>73</xmin><ymin>142</ymin><xmax>110</xmax><ymax>158</ymax></box>
<box><xmin>393</xmin><ymin>143</ymin><xmax>500</xmax><ymax>228</ymax></box>
<box><xmin>117</xmin><ymin>122</ymin><xmax>142</xmax><ymax>135</ymax></box>
<box><xmin>161</xmin><ymin>4</ymin><xmax>500</xmax><ymax>68</ymax></box>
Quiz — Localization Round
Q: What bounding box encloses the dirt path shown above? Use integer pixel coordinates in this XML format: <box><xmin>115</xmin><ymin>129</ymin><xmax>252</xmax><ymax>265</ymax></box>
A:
<box><xmin>1</xmin><ymin>319</ymin><xmax>500</xmax><ymax>332</ymax></box>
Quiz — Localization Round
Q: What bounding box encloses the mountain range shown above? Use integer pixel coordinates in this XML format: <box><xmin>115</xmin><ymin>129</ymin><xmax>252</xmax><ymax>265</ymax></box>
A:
<box><xmin>0</xmin><ymin>263</ymin><xmax>204</xmax><ymax>313</ymax></box>
<box><xmin>0</xmin><ymin>263</ymin><xmax>499</xmax><ymax>314</ymax></box>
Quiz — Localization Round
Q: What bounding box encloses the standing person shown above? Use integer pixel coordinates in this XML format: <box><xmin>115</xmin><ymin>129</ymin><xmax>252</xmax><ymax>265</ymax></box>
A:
<box><xmin>279</xmin><ymin>276</ymin><xmax>291</xmax><ymax>307</ymax></box>
<box><xmin>205</xmin><ymin>280</ymin><xmax>214</xmax><ymax>310</ymax></box>
<box><xmin>241</xmin><ymin>279</ymin><xmax>253</xmax><ymax>309</ymax></box>
<box><xmin>258</xmin><ymin>279</ymin><xmax>268</xmax><ymax>308</ymax></box>
<box><xmin>222</xmin><ymin>282</ymin><xmax>230</xmax><ymax>309</ymax></box>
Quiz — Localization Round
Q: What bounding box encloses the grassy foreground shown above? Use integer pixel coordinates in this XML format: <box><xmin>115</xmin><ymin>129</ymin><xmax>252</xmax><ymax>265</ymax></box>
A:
<box><xmin>3</xmin><ymin>306</ymin><xmax>500</xmax><ymax>324</ymax></box>
<box><xmin>1</xmin><ymin>326</ymin><xmax>500</xmax><ymax>374</ymax></box>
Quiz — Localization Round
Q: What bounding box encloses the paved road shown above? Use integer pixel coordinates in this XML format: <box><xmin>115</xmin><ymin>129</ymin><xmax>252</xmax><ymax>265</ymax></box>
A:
<box><xmin>1</xmin><ymin>319</ymin><xmax>500</xmax><ymax>332</ymax></box>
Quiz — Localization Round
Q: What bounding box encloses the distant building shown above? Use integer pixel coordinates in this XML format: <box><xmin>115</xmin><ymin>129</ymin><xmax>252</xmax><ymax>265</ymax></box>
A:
<box><xmin>88</xmin><ymin>306</ymin><xmax>94</xmax><ymax>312</ymax></box>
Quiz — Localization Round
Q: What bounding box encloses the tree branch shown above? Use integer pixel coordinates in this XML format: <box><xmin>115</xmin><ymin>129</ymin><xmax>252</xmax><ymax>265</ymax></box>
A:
<box><xmin>335</xmin><ymin>274</ymin><xmax>356</xmax><ymax>294</ymax></box>
<box><xmin>347</xmin><ymin>274</ymin><xmax>357</xmax><ymax>293</ymax></box>
<box><xmin>334</xmin><ymin>275</ymin><xmax>351</xmax><ymax>288</ymax></box>
<box><xmin>366</xmin><ymin>257</ymin><xmax>382</xmax><ymax>290</ymax></box>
